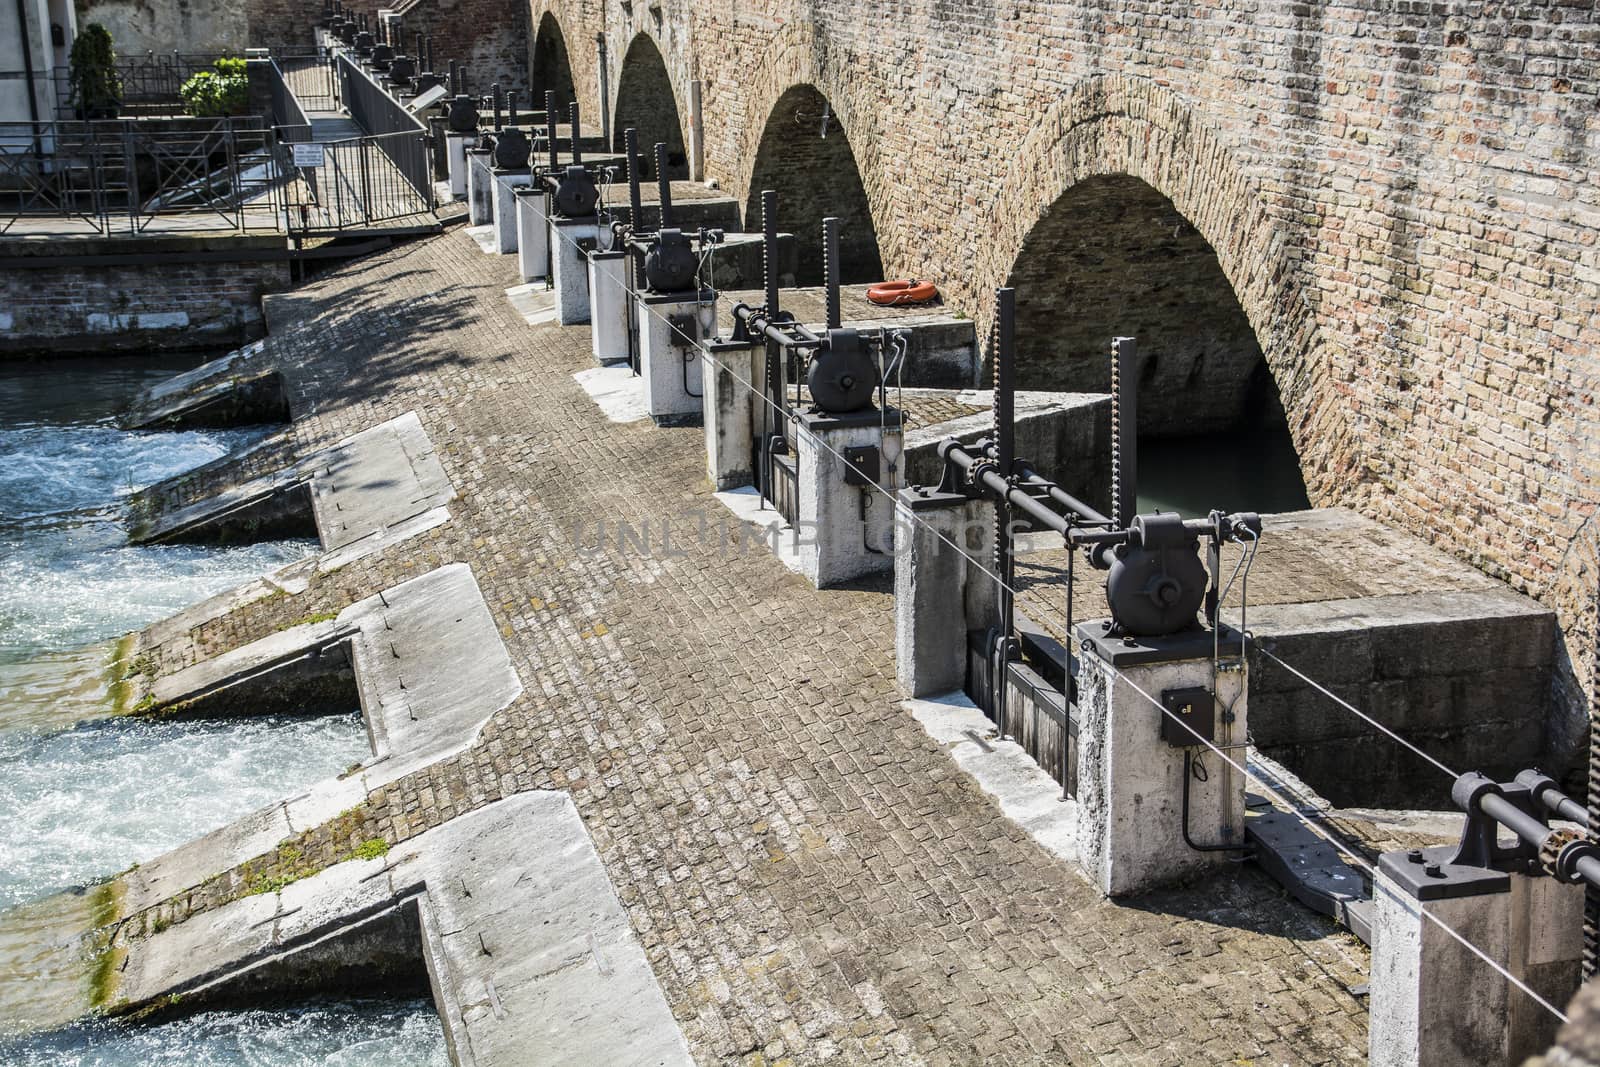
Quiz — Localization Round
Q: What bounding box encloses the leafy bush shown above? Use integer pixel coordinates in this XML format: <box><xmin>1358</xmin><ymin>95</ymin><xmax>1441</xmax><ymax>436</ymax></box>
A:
<box><xmin>68</xmin><ymin>23</ymin><xmax>123</xmax><ymax>118</ymax></box>
<box><xmin>179</xmin><ymin>57</ymin><xmax>249</xmax><ymax>117</ymax></box>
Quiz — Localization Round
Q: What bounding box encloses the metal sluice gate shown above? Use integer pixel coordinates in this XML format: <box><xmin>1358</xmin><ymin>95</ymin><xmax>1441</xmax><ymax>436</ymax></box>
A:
<box><xmin>926</xmin><ymin>287</ymin><xmax>1262</xmax><ymax>799</ymax></box>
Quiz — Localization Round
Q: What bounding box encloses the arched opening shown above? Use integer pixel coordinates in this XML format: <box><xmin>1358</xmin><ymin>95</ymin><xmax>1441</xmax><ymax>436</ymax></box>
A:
<box><xmin>530</xmin><ymin>13</ymin><xmax>575</xmax><ymax>108</ymax></box>
<box><xmin>1005</xmin><ymin>175</ymin><xmax>1308</xmax><ymax>516</ymax></box>
<box><xmin>744</xmin><ymin>85</ymin><xmax>882</xmax><ymax>286</ymax></box>
<box><xmin>612</xmin><ymin>34</ymin><xmax>686</xmax><ymax>180</ymax></box>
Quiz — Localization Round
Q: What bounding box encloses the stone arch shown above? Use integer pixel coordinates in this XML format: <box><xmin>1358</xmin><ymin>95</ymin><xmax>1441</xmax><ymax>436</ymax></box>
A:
<box><xmin>612</xmin><ymin>32</ymin><xmax>687</xmax><ymax>180</ymax></box>
<box><xmin>743</xmin><ymin>84</ymin><xmax>884</xmax><ymax>286</ymax></box>
<box><xmin>529</xmin><ymin>10</ymin><xmax>575</xmax><ymax>108</ymax></box>
<box><xmin>1006</xmin><ymin>174</ymin><xmax>1285</xmax><ymax>440</ymax></box>
<box><xmin>978</xmin><ymin>74</ymin><xmax>1355</xmax><ymax>504</ymax></box>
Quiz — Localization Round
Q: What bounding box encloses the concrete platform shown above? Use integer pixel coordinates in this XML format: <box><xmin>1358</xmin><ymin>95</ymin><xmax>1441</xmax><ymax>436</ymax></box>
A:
<box><xmin>597</xmin><ymin>180</ymin><xmax>742</xmax><ymax>233</ymax></box>
<box><xmin>1015</xmin><ymin>508</ymin><xmax>1560</xmax><ymax>808</ymax></box>
<box><xmin>128</xmin><ymin>412</ymin><xmax>454</xmax><ymax>566</ymax></box>
<box><xmin>716</xmin><ymin>285</ymin><xmax>979</xmax><ymax>388</ymax></box>
<box><xmin>118</xmin><ymin>339</ymin><xmax>289</xmax><ymax>430</ymax></box>
<box><xmin>67</xmin><ymin>795</ymin><xmax>691</xmax><ymax>1066</ymax></box>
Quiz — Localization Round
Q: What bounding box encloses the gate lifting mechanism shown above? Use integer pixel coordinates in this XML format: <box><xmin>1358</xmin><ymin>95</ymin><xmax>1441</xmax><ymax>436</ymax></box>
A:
<box><xmin>729</xmin><ymin>190</ymin><xmax>909</xmax><ymax>529</ymax></box>
<box><xmin>929</xmin><ymin>288</ymin><xmax>1262</xmax><ymax>785</ymax></box>
<box><xmin>604</xmin><ymin>129</ymin><xmax>726</xmax><ymax>375</ymax></box>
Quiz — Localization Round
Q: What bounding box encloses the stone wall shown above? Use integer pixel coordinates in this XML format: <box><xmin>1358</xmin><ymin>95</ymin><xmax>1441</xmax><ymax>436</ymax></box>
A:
<box><xmin>1008</xmin><ymin>175</ymin><xmax>1281</xmax><ymax>438</ymax></box>
<box><xmin>612</xmin><ymin>32</ymin><xmax>686</xmax><ymax>179</ymax></box>
<box><xmin>743</xmin><ymin>84</ymin><xmax>883</xmax><ymax>286</ymax></box>
<box><xmin>531</xmin><ymin>0</ymin><xmax>1600</xmax><ymax>759</ymax></box>
<box><xmin>0</xmin><ymin>236</ymin><xmax>292</xmax><ymax>353</ymax></box>
<box><xmin>76</xmin><ymin>0</ymin><xmax>249</xmax><ymax>56</ymax></box>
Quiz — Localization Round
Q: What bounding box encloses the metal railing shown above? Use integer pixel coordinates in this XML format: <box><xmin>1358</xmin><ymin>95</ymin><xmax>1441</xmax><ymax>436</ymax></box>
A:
<box><xmin>334</xmin><ymin>52</ymin><xmax>431</xmax><ymax>207</ymax></box>
<box><xmin>0</xmin><ymin>118</ymin><xmax>287</xmax><ymax>235</ymax></box>
<box><xmin>281</xmin><ymin>129</ymin><xmax>433</xmax><ymax>235</ymax></box>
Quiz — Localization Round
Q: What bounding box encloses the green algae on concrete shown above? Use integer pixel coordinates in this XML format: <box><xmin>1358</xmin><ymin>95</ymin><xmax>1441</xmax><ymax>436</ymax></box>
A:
<box><xmin>0</xmin><ymin>878</ymin><xmax>126</xmax><ymax>1036</ymax></box>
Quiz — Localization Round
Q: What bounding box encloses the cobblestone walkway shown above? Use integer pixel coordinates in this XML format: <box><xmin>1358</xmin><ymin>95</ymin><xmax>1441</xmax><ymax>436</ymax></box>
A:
<box><xmin>132</xmin><ymin>231</ymin><xmax>1370</xmax><ymax>1065</ymax></box>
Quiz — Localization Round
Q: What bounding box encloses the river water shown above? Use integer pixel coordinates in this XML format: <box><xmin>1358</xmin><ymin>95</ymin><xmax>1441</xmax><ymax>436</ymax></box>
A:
<box><xmin>0</xmin><ymin>356</ymin><xmax>446</xmax><ymax>1064</ymax></box>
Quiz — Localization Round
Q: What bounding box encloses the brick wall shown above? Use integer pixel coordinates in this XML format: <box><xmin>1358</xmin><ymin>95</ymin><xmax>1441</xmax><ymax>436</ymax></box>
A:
<box><xmin>744</xmin><ymin>84</ymin><xmax>884</xmax><ymax>286</ymax></box>
<box><xmin>1008</xmin><ymin>175</ymin><xmax>1282</xmax><ymax>438</ymax></box>
<box><xmin>528</xmin><ymin>0</ymin><xmax>1600</xmax><ymax>760</ymax></box>
<box><xmin>531</xmin><ymin>11</ymin><xmax>575</xmax><ymax>105</ymax></box>
<box><xmin>0</xmin><ymin>240</ymin><xmax>291</xmax><ymax>353</ymax></box>
<box><xmin>612</xmin><ymin>32</ymin><xmax>686</xmax><ymax>179</ymax></box>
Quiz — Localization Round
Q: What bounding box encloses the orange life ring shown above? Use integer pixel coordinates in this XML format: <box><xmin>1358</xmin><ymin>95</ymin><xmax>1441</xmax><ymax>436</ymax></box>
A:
<box><xmin>867</xmin><ymin>279</ymin><xmax>939</xmax><ymax>306</ymax></box>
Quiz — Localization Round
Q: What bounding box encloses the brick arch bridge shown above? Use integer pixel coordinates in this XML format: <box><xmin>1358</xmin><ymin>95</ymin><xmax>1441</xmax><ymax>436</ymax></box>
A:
<box><xmin>513</xmin><ymin>1</ymin><xmax>1596</xmax><ymax>741</ymax></box>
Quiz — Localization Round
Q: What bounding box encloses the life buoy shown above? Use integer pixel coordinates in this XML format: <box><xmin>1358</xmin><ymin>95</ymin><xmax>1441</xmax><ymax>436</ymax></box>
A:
<box><xmin>867</xmin><ymin>279</ymin><xmax>939</xmax><ymax>306</ymax></box>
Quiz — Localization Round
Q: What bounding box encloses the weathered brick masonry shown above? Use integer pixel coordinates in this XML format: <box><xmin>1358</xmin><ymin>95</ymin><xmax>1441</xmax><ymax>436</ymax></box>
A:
<box><xmin>521</xmin><ymin>0</ymin><xmax>1599</xmax><ymax>763</ymax></box>
<box><xmin>0</xmin><ymin>237</ymin><xmax>292</xmax><ymax>353</ymax></box>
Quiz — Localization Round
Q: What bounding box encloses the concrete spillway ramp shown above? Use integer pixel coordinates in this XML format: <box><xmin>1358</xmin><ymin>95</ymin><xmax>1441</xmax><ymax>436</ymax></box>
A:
<box><xmin>39</xmin><ymin>795</ymin><xmax>693</xmax><ymax>1067</ymax></box>
<box><xmin>118</xmin><ymin>339</ymin><xmax>291</xmax><ymax>430</ymax></box>
<box><xmin>130</xmin><ymin>562</ymin><xmax>517</xmax><ymax>775</ymax></box>
<box><xmin>128</xmin><ymin>412</ymin><xmax>453</xmax><ymax>562</ymax></box>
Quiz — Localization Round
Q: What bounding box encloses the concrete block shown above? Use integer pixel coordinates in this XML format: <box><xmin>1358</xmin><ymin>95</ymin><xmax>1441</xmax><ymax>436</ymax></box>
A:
<box><xmin>514</xmin><ymin>188</ymin><xmax>549</xmax><ymax>283</ymax></box>
<box><xmin>894</xmin><ymin>491</ymin><xmax>995</xmax><ymax>697</ymax></box>
<box><xmin>551</xmin><ymin>217</ymin><xmax>600</xmax><ymax>325</ymax></box>
<box><xmin>588</xmin><ymin>250</ymin><xmax>631</xmax><ymax>364</ymax></box>
<box><xmin>637</xmin><ymin>290</ymin><xmax>715</xmax><ymax>425</ymax></box>
<box><xmin>466</xmin><ymin>151</ymin><xmax>494</xmax><ymax>226</ymax></box>
<box><xmin>490</xmin><ymin>171</ymin><xmax>532</xmax><ymax>254</ymax></box>
<box><xmin>701</xmin><ymin>340</ymin><xmax>760</xmax><ymax>489</ymax></box>
<box><xmin>1073</xmin><ymin>628</ymin><xmax>1248</xmax><ymax>897</ymax></box>
<box><xmin>1370</xmin><ymin>856</ymin><xmax>1579</xmax><ymax>1066</ymax></box>
<box><xmin>445</xmin><ymin>135</ymin><xmax>472</xmax><ymax>199</ymax></box>
<box><xmin>793</xmin><ymin>410</ymin><xmax>905</xmax><ymax>587</ymax></box>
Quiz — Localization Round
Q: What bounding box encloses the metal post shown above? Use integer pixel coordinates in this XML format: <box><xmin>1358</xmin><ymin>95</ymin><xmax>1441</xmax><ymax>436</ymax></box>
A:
<box><xmin>654</xmin><ymin>142</ymin><xmax>672</xmax><ymax>227</ymax></box>
<box><xmin>545</xmin><ymin>91</ymin><xmax>558</xmax><ymax>170</ymax></box>
<box><xmin>1111</xmin><ymin>336</ymin><xmax>1139</xmax><ymax>527</ymax></box>
<box><xmin>595</xmin><ymin>33</ymin><xmax>611</xmax><ymax>148</ymax></box>
<box><xmin>507</xmin><ymin>89</ymin><xmax>518</xmax><ymax>127</ymax></box>
<box><xmin>491</xmin><ymin>83</ymin><xmax>502</xmax><ymax>130</ymax></box>
<box><xmin>624</xmin><ymin>127</ymin><xmax>642</xmax><ymax>225</ymax></box>
<box><xmin>823</xmin><ymin>217</ymin><xmax>841</xmax><ymax>331</ymax></box>
<box><xmin>448</xmin><ymin>59</ymin><xmax>459</xmax><ymax>95</ymax></box>
<box><xmin>569</xmin><ymin>101</ymin><xmax>582</xmax><ymax>164</ymax></box>
<box><xmin>995</xmin><ymin>287</ymin><xmax>1017</xmax><ymax>639</ymax></box>
<box><xmin>761</xmin><ymin>189</ymin><xmax>779</xmax><ymax>317</ymax></box>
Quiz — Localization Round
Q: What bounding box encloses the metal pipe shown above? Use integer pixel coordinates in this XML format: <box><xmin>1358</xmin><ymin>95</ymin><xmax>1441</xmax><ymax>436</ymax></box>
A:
<box><xmin>569</xmin><ymin>101</ymin><xmax>582</xmax><ymax>164</ymax></box>
<box><xmin>823</xmin><ymin>217</ymin><xmax>841</xmax><ymax>330</ymax></box>
<box><xmin>732</xmin><ymin>305</ymin><xmax>822</xmax><ymax>350</ymax></box>
<box><xmin>16</xmin><ymin>0</ymin><xmax>42</xmax><ymax>140</ymax></box>
<box><xmin>1516</xmin><ymin>770</ymin><xmax>1591</xmax><ymax>829</ymax></box>
<box><xmin>761</xmin><ymin>189</ymin><xmax>779</xmax><ymax>317</ymax></box>
<box><xmin>654</xmin><ymin>142</ymin><xmax>672</xmax><ymax>227</ymax></box>
<box><xmin>939</xmin><ymin>441</ymin><xmax>1070</xmax><ymax>537</ymax></box>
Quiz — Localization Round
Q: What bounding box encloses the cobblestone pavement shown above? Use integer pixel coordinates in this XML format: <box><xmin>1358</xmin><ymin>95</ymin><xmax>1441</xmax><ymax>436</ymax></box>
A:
<box><xmin>127</xmin><ymin>230</ymin><xmax>1371</xmax><ymax>1065</ymax></box>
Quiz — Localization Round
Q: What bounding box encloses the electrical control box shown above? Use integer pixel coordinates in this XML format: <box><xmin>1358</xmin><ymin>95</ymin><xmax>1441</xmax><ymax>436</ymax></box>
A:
<box><xmin>1159</xmin><ymin>686</ymin><xmax>1215</xmax><ymax>747</ymax></box>
<box><xmin>842</xmin><ymin>445</ymin><xmax>879</xmax><ymax>487</ymax></box>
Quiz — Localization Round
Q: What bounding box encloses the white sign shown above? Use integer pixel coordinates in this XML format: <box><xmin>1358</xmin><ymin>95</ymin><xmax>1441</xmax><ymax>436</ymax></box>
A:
<box><xmin>407</xmin><ymin>84</ymin><xmax>449</xmax><ymax>114</ymax></box>
<box><xmin>292</xmin><ymin>142</ymin><xmax>326</xmax><ymax>168</ymax></box>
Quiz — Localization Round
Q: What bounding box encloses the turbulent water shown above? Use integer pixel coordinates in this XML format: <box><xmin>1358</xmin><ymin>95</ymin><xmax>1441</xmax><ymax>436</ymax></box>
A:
<box><xmin>0</xmin><ymin>356</ymin><xmax>445</xmax><ymax>1063</ymax></box>
<box><xmin>0</xmin><ymin>357</ymin><xmax>309</xmax><ymax>666</ymax></box>
<box><xmin>1</xmin><ymin>998</ymin><xmax>448</xmax><ymax>1066</ymax></box>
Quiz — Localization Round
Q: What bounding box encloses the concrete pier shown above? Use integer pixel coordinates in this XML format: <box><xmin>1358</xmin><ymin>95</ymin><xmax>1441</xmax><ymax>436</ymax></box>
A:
<box><xmin>97</xmin><ymin>794</ymin><xmax>692</xmax><ymax>1066</ymax></box>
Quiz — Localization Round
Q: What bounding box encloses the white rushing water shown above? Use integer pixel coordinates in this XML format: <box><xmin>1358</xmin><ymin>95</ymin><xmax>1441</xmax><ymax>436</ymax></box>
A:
<box><xmin>0</xmin><ymin>356</ymin><xmax>446</xmax><ymax>1063</ymax></box>
<box><xmin>1</xmin><ymin>998</ymin><xmax>449</xmax><ymax>1065</ymax></box>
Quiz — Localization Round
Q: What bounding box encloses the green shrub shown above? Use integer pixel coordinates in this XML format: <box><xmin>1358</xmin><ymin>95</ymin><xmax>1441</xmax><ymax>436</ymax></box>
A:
<box><xmin>179</xmin><ymin>57</ymin><xmax>249</xmax><ymax>117</ymax></box>
<box><xmin>68</xmin><ymin>24</ymin><xmax>123</xmax><ymax>119</ymax></box>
